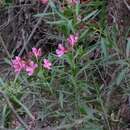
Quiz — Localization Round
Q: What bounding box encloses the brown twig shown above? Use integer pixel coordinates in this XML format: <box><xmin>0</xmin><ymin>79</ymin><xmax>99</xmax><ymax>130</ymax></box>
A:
<box><xmin>124</xmin><ymin>0</ymin><xmax>130</xmax><ymax>10</ymax></box>
<box><xmin>18</xmin><ymin>4</ymin><xmax>49</xmax><ymax>56</ymax></box>
<box><xmin>0</xmin><ymin>9</ymin><xmax>22</xmax><ymax>31</ymax></box>
<box><xmin>0</xmin><ymin>33</ymin><xmax>11</xmax><ymax>58</ymax></box>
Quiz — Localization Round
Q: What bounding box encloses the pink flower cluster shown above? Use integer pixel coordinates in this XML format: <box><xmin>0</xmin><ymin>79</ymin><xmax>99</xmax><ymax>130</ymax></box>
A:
<box><xmin>56</xmin><ymin>44</ymin><xmax>68</xmax><ymax>57</ymax></box>
<box><xmin>67</xmin><ymin>34</ymin><xmax>78</xmax><ymax>47</ymax></box>
<box><xmin>43</xmin><ymin>59</ymin><xmax>52</xmax><ymax>70</ymax></box>
<box><xmin>12</xmin><ymin>48</ymin><xmax>52</xmax><ymax>76</ymax></box>
<box><xmin>56</xmin><ymin>34</ymin><xmax>79</xmax><ymax>57</ymax></box>
<box><xmin>32</xmin><ymin>47</ymin><xmax>42</xmax><ymax>59</ymax></box>
<box><xmin>12</xmin><ymin>34</ymin><xmax>79</xmax><ymax>76</ymax></box>
<box><xmin>25</xmin><ymin>61</ymin><xmax>38</xmax><ymax>76</ymax></box>
<box><xmin>12</xmin><ymin>56</ymin><xmax>26</xmax><ymax>74</ymax></box>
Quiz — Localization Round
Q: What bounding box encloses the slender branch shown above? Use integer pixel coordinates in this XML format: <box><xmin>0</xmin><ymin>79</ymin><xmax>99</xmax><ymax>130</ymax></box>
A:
<box><xmin>124</xmin><ymin>0</ymin><xmax>130</xmax><ymax>10</ymax></box>
<box><xmin>0</xmin><ymin>33</ymin><xmax>11</xmax><ymax>58</ymax></box>
<box><xmin>18</xmin><ymin>4</ymin><xmax>49</xmax><ymax>56</ymax></box>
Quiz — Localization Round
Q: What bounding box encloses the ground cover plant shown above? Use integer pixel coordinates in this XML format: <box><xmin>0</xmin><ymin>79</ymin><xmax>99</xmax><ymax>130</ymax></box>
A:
<box><xmin>0</xmin><ymin>0</ymin><xmax>130</xmax><ymax>130</ymax></box>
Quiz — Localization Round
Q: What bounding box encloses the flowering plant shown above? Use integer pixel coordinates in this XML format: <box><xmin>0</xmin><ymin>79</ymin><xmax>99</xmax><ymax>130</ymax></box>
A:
<box><xmin>1</xmin><ymin>0</ymin><xmax>110</xmax><ymax>130</ymax></box>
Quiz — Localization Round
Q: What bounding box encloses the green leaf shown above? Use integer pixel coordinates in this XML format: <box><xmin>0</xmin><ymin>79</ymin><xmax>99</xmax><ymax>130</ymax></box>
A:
<box><xmin>34</xmin><ymin>12</ymin><xmax>55</xmax><ymax>17</ymax></box>
<box><xmin>65</xmin><ymin>53</ymin><xmax>74</xmax><ymax>68</ymax></box>
<box><xmin>79</xmin><ymin>106</ymin><xmax>87</xmax><ymax>114</ymax></box>
<box><xmin>37</xmin><ymin>69</ymin><xmax>44</xmax><ymax>78</ymax></box>
<box><xmin>101</xmin><ymin>37</ymin><xmax>108</xmax><ymax>58</ymax></box>
<box><xmin>16</xmin><ymin>127</ymin><xmax>25</xmax><ymax>130</ymax></box>
<box><xmin>49</xmin><ymin>0</ymin><xmax>57</xmax><ymax>11</ymax></box>
<box><xmin>67</xmin><ymin>20</ymin><xmax>75</xmax><ymax>33</ymax></box>
<box><xmin>12</xmin><ymin>96</ymin><xmax>34</xmax><ymax>119</ymax></box>
<box><xmin>83</xmin><ymin>10</ymin><xmax>100</xmax><ymax>21</ymax></box>
<box><xmin>116</xmin><ymin>67</ymin><xmax>128</xmax><ymax>86</ymax></box>
<box><xmin>1</xmin><ymin>104</ymin><xmax>7</xmax><ymax>127</ymax></box>
<box><xmin>59</xmin><ymin>91</ymin><xmax>64</xmax><ymax>109</ymax></box>
<box><xmin>5</xmin><ymin>0</ymin><xmax>12</xmax><ymax>4</ymax></box>
<box><xmin>75</xmin><ymin>4</ymin><xmax>80</xmax><ymax>16</ymax></box>
<box><xmin>0</xmin><ymin>77</ymin><xmax>4</xmax><ymax>86</ymax></box>
<box><xmin>80</xmin><ymin>29</ymin><xmax>89</xmax><ymax>39</ymax></box>
<box><xmin>4</xmin><ymin>58</ymin><xmax>11</xmax><ymax>65</ymax></box>
<box><xmin>46</xmin><ymin>20</ymin><xmax>66</xmax><ymax>25</ymax></box>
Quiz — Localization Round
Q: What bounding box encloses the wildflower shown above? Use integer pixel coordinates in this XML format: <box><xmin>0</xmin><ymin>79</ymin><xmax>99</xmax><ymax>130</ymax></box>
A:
<box><xmin>12</xmin><ymin>56</ymin><xmax>26</xmax><ymax>74</ymax></box>
<box><xmin>32</xmin><ymin>47</ymin><xmax>42</xmax><ymax>59</ymax></box>
<box><xmin>56</xmin><ymin>44</ymin><xmax>68</xmax><ymax>57</ymax></box>
<box><xmin>25</xmin><ymin>61</ymin><xmax>38</xmax><ymax>76</ymax></box>
<box><xmin>43</xmin><ymin>59</ymin><xmax>52</xmax><ymax>70</ymax></box>
<box><xmin>40</xmin><ymin>0</ymin><xmax>48</xmax><ymax>4</ymax></box>
<box><xmin>67</xmin><ymin>34</ymin><xmax>79</xmax><ymax>47</ymax></box>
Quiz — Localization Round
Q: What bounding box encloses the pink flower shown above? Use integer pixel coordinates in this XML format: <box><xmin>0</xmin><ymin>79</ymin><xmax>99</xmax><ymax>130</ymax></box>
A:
<box><xmin>12</xmin><ymin>56</ymin><xmax>26</xmax><ymax>74</ymax></box>
<box><xmin>25</xmin><ymin>61</ymin><xmax>38</xmax><ymax>76</ymax></box>
<box><xmin>67</xmin><ymin>34</ymin><xmax>79</xmax><ymax>47</ymax></box>
<box><xmin>56</xmin><ymin>44</ymin><xmax>68</xmax><ymax>57</ymax></box>
<box><xmin>43</xmin><ymin>59</ymin><xmax>52</xmax><ymax>70</ymax></box>
<box><xmin>40</xmin><ymin>0</ymin><xmax>48</xmax><ymax>4</ymax></box>
<box><xmin>32</xmin><ymin>47</ymin><xmax>42</xmax><ymax>59</ymax></box>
